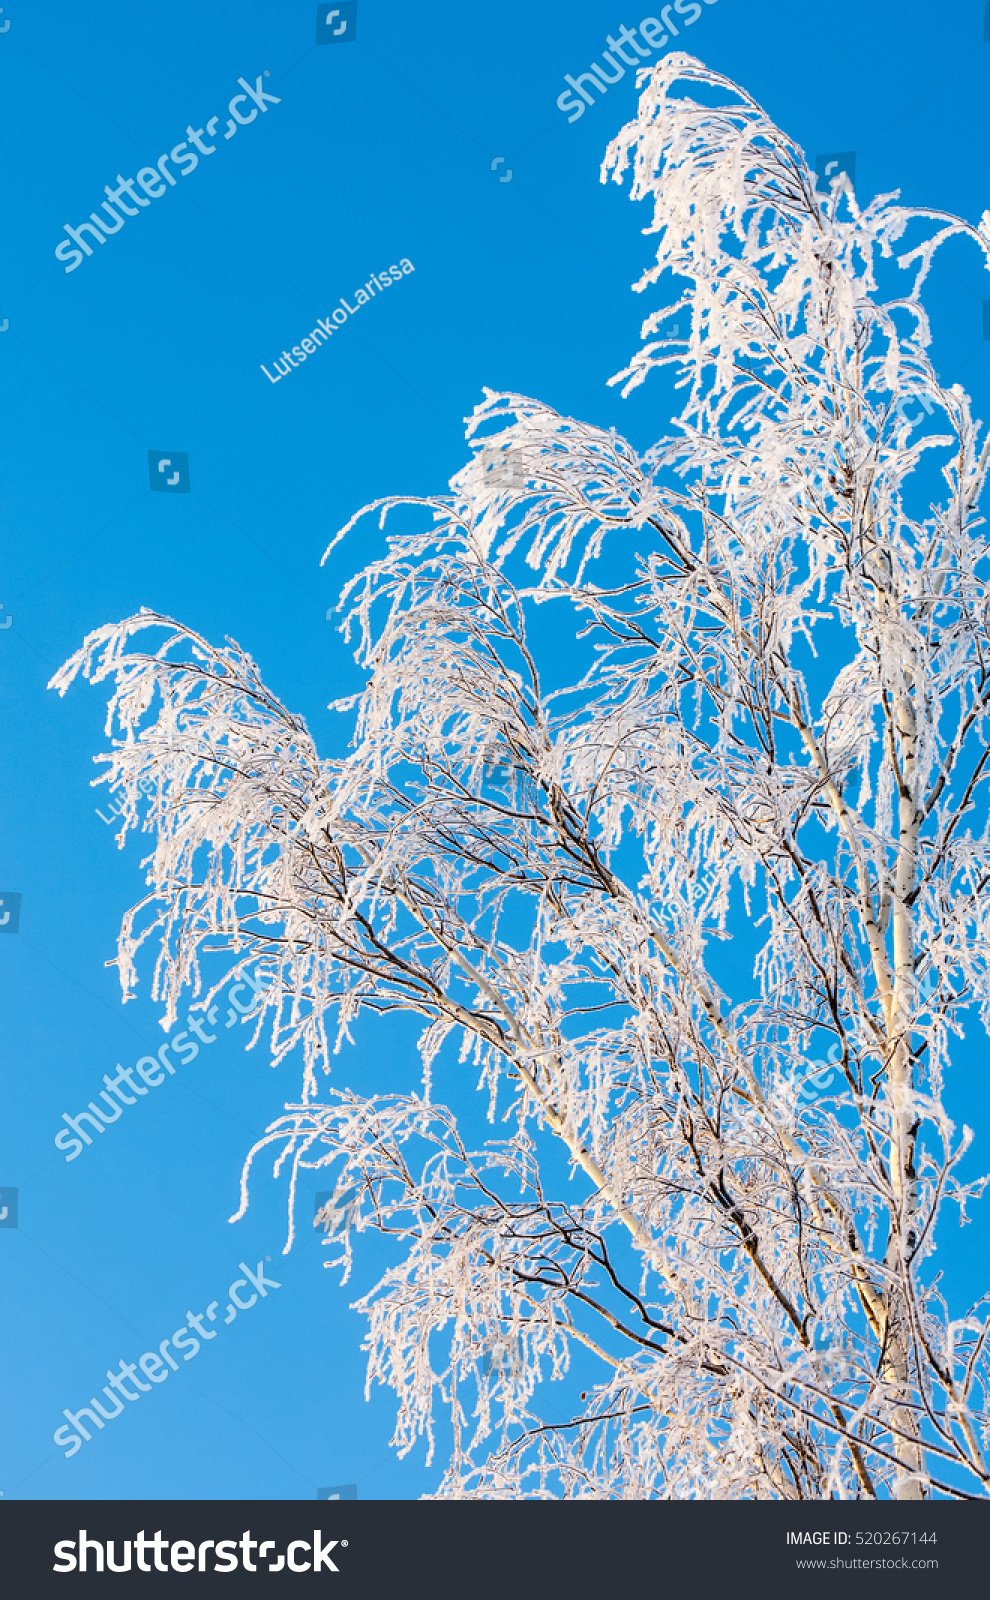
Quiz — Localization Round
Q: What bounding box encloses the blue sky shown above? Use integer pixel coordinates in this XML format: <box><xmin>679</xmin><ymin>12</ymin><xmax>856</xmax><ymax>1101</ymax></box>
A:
<box><xmin>2</xmin><ymin>0</ymin><xmax>990</xmax><ymax>1501</ymax></box>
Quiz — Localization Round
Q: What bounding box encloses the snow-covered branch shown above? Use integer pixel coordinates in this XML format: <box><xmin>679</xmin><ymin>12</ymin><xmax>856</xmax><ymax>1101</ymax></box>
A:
<box><xmin>52</xmin><ymin>56</ymin><xmax>990</xmax><ymax>1500</ymax></box>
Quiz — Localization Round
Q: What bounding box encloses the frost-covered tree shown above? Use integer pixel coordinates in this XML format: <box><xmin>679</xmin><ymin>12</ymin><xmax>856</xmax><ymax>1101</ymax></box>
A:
<box><xmin>53</xmin><ymin>56</ymin><xmax>990</xmax><ymax>1499</ymax></box>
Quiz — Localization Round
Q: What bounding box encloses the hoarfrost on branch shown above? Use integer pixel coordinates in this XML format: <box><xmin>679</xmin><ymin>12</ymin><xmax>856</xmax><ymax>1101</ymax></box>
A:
<box><xmin>52</xmin><ymin>57</ymin><xmax>990</xmax><ymax>1499</ymax></box>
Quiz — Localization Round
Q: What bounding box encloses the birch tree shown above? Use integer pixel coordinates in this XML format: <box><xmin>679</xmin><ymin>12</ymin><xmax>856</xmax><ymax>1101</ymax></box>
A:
<box><xmin>53</xmin><ymin>55</ymin><xmax>990</xmax><ymax>1500</ymax></box>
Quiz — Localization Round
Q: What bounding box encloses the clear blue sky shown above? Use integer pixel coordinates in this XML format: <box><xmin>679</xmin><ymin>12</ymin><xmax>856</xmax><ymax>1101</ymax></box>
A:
<box><xmin>2</xmin><ymin>0</ymin><xmax>989</xmax><ymax>1500</ymax></box>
